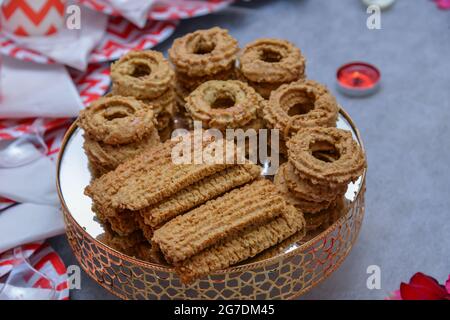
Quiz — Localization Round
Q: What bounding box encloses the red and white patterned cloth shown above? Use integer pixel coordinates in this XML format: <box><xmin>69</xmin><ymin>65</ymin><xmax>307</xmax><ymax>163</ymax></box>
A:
<box><xmin>0</xmin><ymin>62</ymin><xmax>110</xmax><ymax>209</ymax></box>
<box><xmin>0</xmin><ymin>0</ymin><xmax>233</xmax><ymax>300</ymax></box>
<box><xmin>0</xmin><ymin>0</ymin><xmax>67</xmax><ymax>37</ymax></box>
<box><xmin>77</xmin><ymin>0</ymin><xmax>234</xmax><ymax>20</ymax></box>
<box><xmin>0</xmin><ymin>16</ymin><xmax>177</xmax><ymax>65</ymax></box>
<box><xmin>89</xmin><ymin>17</ymin><xmax>177</xmax><ymax>63</ymax></box>
<box><xmin>0</xmin><ymin>242</ymin><xmax>69</xmax><ymax>300</ymax></box>
<box><xmin>69</xmin><ymin>62</ymin><xmax>111</xmax><ymax>107</ymax></box>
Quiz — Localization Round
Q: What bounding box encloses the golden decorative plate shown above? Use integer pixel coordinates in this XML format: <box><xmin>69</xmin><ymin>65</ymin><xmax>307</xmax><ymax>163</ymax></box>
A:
<box><xmin>57</xmin><ymin>108</ymin><xmax>366</xmax><ymax>300</ymax></box>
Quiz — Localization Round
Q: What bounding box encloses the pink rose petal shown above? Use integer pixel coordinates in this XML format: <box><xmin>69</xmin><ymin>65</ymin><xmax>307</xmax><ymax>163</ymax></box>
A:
<box><xmin>435</xmin><ymin>0</ymin><xmax>450</xmax><ymax>9</ymax></box>
<box><xmin>446</xmin><ymin>275</ymin><xmax>450</xmax><ymax>294</ymax></box>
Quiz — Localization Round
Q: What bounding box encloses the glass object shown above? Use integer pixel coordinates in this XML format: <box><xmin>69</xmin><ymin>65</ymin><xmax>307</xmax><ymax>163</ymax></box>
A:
<box><xmin>337</xmin><ymin>61</ymin><xmax>381</xmax><ymax>97</ymax></box>
<box><xmin>0</xmin><ymin>119</ymin><xmax>48</xmax><ymax>168</ymax></box>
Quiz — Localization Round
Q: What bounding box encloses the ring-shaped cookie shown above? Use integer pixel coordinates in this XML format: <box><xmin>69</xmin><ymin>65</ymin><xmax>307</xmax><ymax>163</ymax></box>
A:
<box><xmin>185</xmin><ymin>80</ymin><xmax>262</xmax><ymax>130</ymax></box>
<box><xmin>274</xmin><ymin>163</ymin><xmax>332</xmax><ymax>213</ymax></box>
<box><xmin>263</xmin><ymin>80</ymin><xmax>339</xmax><ymax>140</ymax></box>
<box><xmin>287</xmin><ymin>127</ymin><xmax>366</xmax><ymax>186</ymax></box>
<box><xmin>169</xmin><ymin>27</ymin><xmax>239</xmax><ymax>77</ymax></box>
<box><xmin>79</xmin><ymin>96</ymin><xmax>155</xmax><ymax>145</ymax></box>
<box><xmin>284</xmin><ymin>162</ymin><xmax>346</xmax><ymax>202</ymax></box>
<box><xmin>83</xmin><ymin>126</ymin><xmax>160</xmax><ymax>173</ymax></box>
<box><xmin>111</xmin><ymin>50</ymin><xmax>174</xmax><ymax>100</ymax></box>
<box><xmin>142</xmin><ymin>88</ymin><xmax>176</xmax><ymax>130</ymax></box>
<box><xmin>239</xmin><ymin>38</ymin><xmax>305</xmax><ymax>83</ymax></box>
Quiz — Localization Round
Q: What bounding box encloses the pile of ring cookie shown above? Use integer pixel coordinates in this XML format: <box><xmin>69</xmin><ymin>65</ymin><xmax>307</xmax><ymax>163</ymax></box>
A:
<box><xmin>78</xmin><ymin>27</ymin><xmax>367</xmax><ymax>283</ymax></box>
<box><xmin>275</xmin><ymin>127</ymin><xmax>366</xmax><ymax>231</ymax></box>
<box><xmin>78</xmin><ymin>50</ymin><xmax>176</xmax><ymax>177</ymax></box>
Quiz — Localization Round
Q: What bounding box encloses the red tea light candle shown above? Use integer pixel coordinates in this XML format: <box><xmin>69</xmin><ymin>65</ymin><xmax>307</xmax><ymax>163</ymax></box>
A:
<box><xmin>336</xmin><ymin>62</ymin><xmax>381</xmax><ymax>97</ymax></box>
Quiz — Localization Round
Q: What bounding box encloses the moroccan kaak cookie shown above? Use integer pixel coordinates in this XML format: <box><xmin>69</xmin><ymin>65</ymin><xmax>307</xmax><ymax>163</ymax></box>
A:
<box><xmin>263</xmin><ymin>79</ymin><xmax>339</xmax><ymax>142</ymax></box>
<box><xmin>79</xmin><ymin>96</ymin><xmax>155</xmax><ymax>145</ymax></box>
<box><xmin>185</xmin><ymin>80</ymin><xmax>263</xmax><ymax>130</ymax></box>
<box><xmin>78</xmin><ymin>30</ymin><xmax>368</xmax><ymax>285</ymax></box>
<box><xmin>238</xmin><ymin>38</ymin><xmax>306</xmax><ymax>98</ymax></box>
<box><xmin>110</xmin><ymin>50</ymin><xmax>176</xmax><ymax>132</ymax></box>
<box><xmin>169</xmin><ymin>27</ymin><xmax>239</xmax><ymax>78</ymax></box>
<box><xmin>152</xmin><ymin>180</ymin><xmax>305</xmax><ymax>283</ymax></box>
<box><xmin>287</xmin><ymin>127</ymin><xmax>366</xmax><ymax>187</ymax></box>
<box><xmin>111</xmin><ymin>50</ymin><xmax>174</xmax><ymax>100</ymax></box>
<box><xmin>79</xmin><ymin>96</ymin><xmax>160</xmax><ymax>177</ymax></box>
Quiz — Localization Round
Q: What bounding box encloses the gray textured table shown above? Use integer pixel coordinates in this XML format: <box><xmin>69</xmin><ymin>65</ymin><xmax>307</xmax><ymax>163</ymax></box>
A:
<box><xmin>49</xmin><ymin>0</ymin><xmax>450</xmax><ymax>300</ymax></box>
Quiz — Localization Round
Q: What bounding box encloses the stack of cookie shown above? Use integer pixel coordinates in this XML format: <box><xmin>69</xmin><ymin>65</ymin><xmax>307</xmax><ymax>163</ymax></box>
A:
<box><xmin>77</xmin><ymin>28</ymin><xmax>369</xmax><ymax>284</ymax></box>
<box><xmin>111</xmin><ymin>50</ymin><xmax>176</xmax><ymax>141</ymax></box>
<box><xmin>85</xmin><ymin>133</ymin><xmax>258</xmax><ymax>237</ymax></box>
<box><xmin>275</xmin><ymin>127</ymin><xmax>366</xmax><ymax>231</ymax></box>
<box><xmin>85</xmin><ymin>134</ymin><xmax>306</xmax><ymax>284</ymax></box>
<box><xmin>263</xmin><ymin>79</ymin><xmax>339</xmax><ymax>154</ymax></box>
<box><xmin>78</xmin><ymin>96</ymin><xmax>160</xmax><ymax>177</ymax></box>
<box><xmin>152</xmin><ymin>179</ymin><xmax>305</xmax><ymax>284</ymax></box>
<box><xmin>237</xmin><ymin>38</ymin><xmax>306</xmax><ymax>99</ymax></box>
<box><xmin>169</xmin><ymin>27</ymin><xmax>239</xmax><ymax>109</ymax></box>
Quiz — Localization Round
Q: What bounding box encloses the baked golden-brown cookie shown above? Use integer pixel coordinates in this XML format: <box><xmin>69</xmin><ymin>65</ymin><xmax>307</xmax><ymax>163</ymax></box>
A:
<box><xmin>83</xmin><ymin>126</ymin><xmax>160</xmax><ymax>174</ymax></box>
<box><xmin>111</xmin><ymin>50</ymin><xmax>174</xmax><ymax>100</ymax></box>
<box><xmin>185</xmin><ymin>80</ymin><xmax>263</xmax><ymax>130</ymax></box>
<box><xmin>239</xmin><ymin>38</ymin><xmax>305</xmax><ymax>84</ymax></box>
<box><xmin>169</xmin><ymin>27</ymin><xmax>239</xmax><ymax>77</ymax></box>
<box><xmin>79</xmin><ymin>96</ymin><xmax>155</xmax><ymax>145</ymax></box>
<box><xmin>263</xmin><ymin>79</ymin><xmax>338</xmax><ymax>142</ymax></box>
<box><xmin>274</xmin><ymin>163</ymin><xmax>333</xmax><ymax>213</ymax></box>
<box><xmin>287</xmin><ymin>127</ymin><xmax>366</xmax><ymax>187</ymax></box>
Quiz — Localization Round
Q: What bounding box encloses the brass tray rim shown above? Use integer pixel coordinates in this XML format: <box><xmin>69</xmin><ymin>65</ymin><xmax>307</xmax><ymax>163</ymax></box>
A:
<box><xmin>56</xmin><ymin>106</ymin><xmax>366</xmax><ymax>274</ymax></box>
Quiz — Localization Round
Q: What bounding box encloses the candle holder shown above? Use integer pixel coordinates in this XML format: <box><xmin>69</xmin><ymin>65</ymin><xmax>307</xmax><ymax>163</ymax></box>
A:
<box><xmin>336</xmin><ymin>61</ymin><xmax>381</xmax><ymax>97</ymax></box>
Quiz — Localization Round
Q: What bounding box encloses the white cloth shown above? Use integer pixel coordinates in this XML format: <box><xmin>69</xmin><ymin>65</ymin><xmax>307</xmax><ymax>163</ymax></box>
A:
<box><xmin>0</xmin><ymin>140</ymin><xmax>63</xmax><ymax>259</ymax></box>
<box><xmin>0</xmin><ymin>146</ymin><xmax>58</xmax><ymax>205</ymax></box>
<box><xmin>0</xmin><ymin>56</ymin><xmax>83</xmax><ymax>118</ymax></box>
<box><xmin>0</xmin><ymin>203</ymin><xmax>64</xmax><ymax>253</ymax></box>
<box><xmin>8</xmin><ymin>3</ymin><xmax>107</xmax><ymax>70</ymax></box>
<box><xmin>109</xmin><ymin>0</ymin><xmax>154</xmax><ymax>28</ymax></box>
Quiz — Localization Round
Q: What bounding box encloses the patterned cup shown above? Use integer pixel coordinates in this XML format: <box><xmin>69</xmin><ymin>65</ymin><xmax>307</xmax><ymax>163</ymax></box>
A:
<box><xmin>0</xmin><ymin>0</ymin><xmax>67</xmax><ymax>37</ymax></box>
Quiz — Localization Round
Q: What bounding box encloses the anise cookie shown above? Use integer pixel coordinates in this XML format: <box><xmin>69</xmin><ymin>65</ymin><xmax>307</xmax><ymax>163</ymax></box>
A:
<box><xmin>274</xmin><ymin>163</ymin><xmax>333</xmax><ymax>214</ymax></box>
<box><xmin>85</xmin><ymin>135</ymin><xmax>255</xmax><ymax>241</ymax></box>
<box><xmin>263</xmin><ymin>79</ymin><xmax>339</xmax><ymax>143</ymax></box>
<box><xmin>79</xmin><ymin>96</ymin><xmax>155</xmax><ymax>145</ymax></box>
<box><xmin>170</xmin><ymin>27</ymin><xmax>239</xmax><ymax>110</ymax></box>
<box><xmin>110</xmin><ymin>50</ymin><xmax>176</xmax><ymax>132</ymax></box>
<box><xmin>284</xmin><ymin>162</ymin><xmax>346</xmax><ymax>203</ymax></box>
<box><xmin>79</xmin><ymin>96</ymin><xmax>160</xmax><ymax>177</ymax></box>
<box><xmin>141</xmin><ymin>88</ymin><xmax>176</xmax><ymax>130</ymax></box>
<box><xmin>238</xmin><ymin>38</ymin><xmax>306</xmax><ymax>98</ymax></box>
<box><xmin>175</xmin><ymin>67</ymin><xmax>236</xmax><ymax>92</ymax></box>
<box><xmin>304</xmin><ymin>196</ymin><xmax>346</xmax><ymax>232</ymax></box>
<box><xmin>176</xmin><ymin>204</ymin><xmax>304</xmax><ymax>284</ymax></box>
<box><xmin>287</xmin><ymin>127</ymin><xmax>366</xmax><ymax>187</ymax></box>
<box><xmin>151</xmin><ymin>180</ymin><xmax>305</xmax><ymax>283</ymax></box>
<box><xmin>185</xmin><ymin>80</ymin><xmax>264</xmax><ymax>130</ymax></box>
<box><xmin>111</xmin><ymin>50</ymin><xmax>174</xmax><ymax>100</ymax></box>
<box><xmin>83</xmin><ymin>125</ymin><xmax>160</xmax><ymax>174</ymax></box>
<box><xmin>169</xmin><ymin>27</ymin><xmax>239</xmax><ymax>78</ymax></box>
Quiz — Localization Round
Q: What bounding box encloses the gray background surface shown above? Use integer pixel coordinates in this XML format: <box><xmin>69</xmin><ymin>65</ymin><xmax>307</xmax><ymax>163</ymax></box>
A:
<box><xmin>49</xmin><ymin>0</ymin><xmax>450</xmax><ymax>299</ymax></box>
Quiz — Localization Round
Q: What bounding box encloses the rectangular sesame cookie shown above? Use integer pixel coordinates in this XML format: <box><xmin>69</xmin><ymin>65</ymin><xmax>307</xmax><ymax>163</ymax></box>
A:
<box><xmin>176</xmin><ymin>205</ymin><xmax>305</xmax><ymax>284</ymax></box>
<box><xmin>141</xmin><ymin>164</ymin><xmax>261</xmax><ymax>228</ymax></box>
<box><xmin>152</xmin><ymin>179</ymin><xmax>286</xmax><ymax>264</ymax></box>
